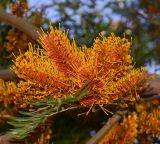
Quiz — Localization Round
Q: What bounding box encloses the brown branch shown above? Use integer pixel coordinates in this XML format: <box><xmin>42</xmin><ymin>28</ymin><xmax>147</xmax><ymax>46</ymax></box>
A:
<box><xmin>147</xmin><ymin>75</ymin><xmax>160</xmax><ymax>95</ymax></box>
<box><xmin>0</xmin><ymin>7</ymin><xmax>43</xmax><ymax>80</ymax></box>
<box><xmin>0</xmin><ymin>69</ymin><xmax>17</xmax><ymax>81</ymax></box>
<box><xmin>0</xmin><ymin>7</ymin><xmax>41</xmax><ymax>40</ymax></box>
<box><xmin>140</xmin><ymin>95</ymin><xmax>160</xmax><ymax>102</ymax></box>
<box><xmin>86</xmin><ymin>111</ymin><xmax>126</xmax><ymax>144</ymax></box>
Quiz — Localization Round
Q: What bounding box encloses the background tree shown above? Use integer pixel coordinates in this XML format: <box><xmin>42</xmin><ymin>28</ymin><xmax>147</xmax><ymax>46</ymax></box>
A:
<box><xmin>107</xmin><ymin>0</ymin><xmax>160</xmax><ymax>67</ymax></box>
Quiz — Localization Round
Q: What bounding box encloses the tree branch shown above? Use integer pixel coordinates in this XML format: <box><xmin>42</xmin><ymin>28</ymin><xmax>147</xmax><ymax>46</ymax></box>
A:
<box><xmin>86</xmin><ymin>111</ymin><xmax>126</xmax><ymax>144</ymax></box>
<box><xmin>0</xmin><ymin>7</ymin><xmax>41</xmax><ymax>40</ymax></box>
<box><xmin>0</xmin><ymin>7</ymin><xmax>42</xmax><ymax>80</ymax></box>
<box><xmin>0</xmin><ymin>69</ymin><xmax>17</xmax><ymax>80</ymax></box>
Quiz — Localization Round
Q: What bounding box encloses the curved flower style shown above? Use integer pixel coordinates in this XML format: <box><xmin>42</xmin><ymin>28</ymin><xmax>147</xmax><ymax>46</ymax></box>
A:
<box><xmin>10</xmin><ymin>26</ymin><xmax>143</xmax><ymax>107</ymax></box>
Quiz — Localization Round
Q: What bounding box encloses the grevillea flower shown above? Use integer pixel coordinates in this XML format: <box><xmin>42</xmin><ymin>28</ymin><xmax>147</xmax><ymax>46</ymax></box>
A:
<box><xmin>8</xmin><ymin>26</ymin><xmax>144</xmax><ymax>108</ymax></box>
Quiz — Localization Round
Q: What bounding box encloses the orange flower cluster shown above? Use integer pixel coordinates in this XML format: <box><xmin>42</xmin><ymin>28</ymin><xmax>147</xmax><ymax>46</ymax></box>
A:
<box><xmin>137</xmin><ymin>99</ymin><xmax>160</xmax><ymax>137</ymax></box>
<box><xmin>99</xmin><ymin>112</ymin><xmax>138</xmax><ymax>144</ymax></box>
<box><xmin>6</xmin><ymin>29</ymin><xmax>34</xmax><ymax>55</ymax></box>
<box><xmin>11</xmin><ymin>26</ymin><xmax>143</xmax><ymax>107</ymax></box>
<box><xmin>10</xmin><ymin>0</ymin><xmax>28</xmax><ymax>17</ymax></box>
<box><xmin>0</xmin><ymin>80</ymin><xmax>51</xmax><ymax>109</ymax></box>
<box><xmin>99</xmin><ymin>99</ymin><xmax>160</xmax><ymax>144</ymax></box>
<box><xmin>0</xmin><ymin>79</ymin><xmax>17</xmax><ymax>108</ymax></box>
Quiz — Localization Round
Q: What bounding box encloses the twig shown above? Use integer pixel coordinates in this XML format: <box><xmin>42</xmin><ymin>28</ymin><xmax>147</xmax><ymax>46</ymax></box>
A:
<box><xmin>141</xmin><ymin>91</ymin><xmax>157</xmax><ymax>98</ymax></box>
<box><xmin>46</xmin><ymin>106</ymin><xmax>78</xmax><ymax>117</ymax></box>
<box><xmin>86</xmin><ymin>111</ymin><xmax>126</xmax><ymax>144</ymax></box>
